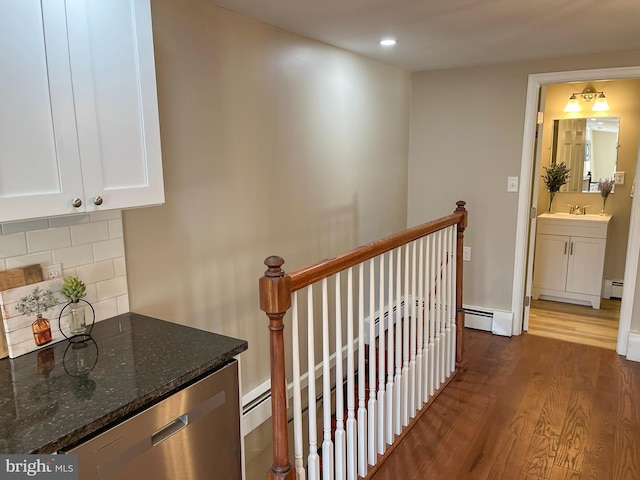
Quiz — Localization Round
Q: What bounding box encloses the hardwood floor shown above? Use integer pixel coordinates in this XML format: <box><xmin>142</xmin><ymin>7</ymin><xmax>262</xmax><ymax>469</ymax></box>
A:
<box><xmin>527</xmin><ymin>299</ymin><xmax>620</xmax><ymax>350</ymax></box>
<box><xmin>369</xmin><ymin>328</ymin><xmax>640</xmax><ymax>480</ymax></box>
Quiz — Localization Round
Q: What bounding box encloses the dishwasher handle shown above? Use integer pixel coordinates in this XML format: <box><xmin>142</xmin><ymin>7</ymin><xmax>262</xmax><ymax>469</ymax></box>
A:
<box><xmin>152</xmin><ymin>414</ymin><xmax>189</xmax><ymax>446</ymax></box>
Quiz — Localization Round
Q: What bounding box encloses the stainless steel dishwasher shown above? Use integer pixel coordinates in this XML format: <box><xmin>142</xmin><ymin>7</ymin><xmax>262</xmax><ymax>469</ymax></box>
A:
<box><xmin>64</xmin><ymin>361</ymin><xmax>241</xmax><ymax>479</ymax></box>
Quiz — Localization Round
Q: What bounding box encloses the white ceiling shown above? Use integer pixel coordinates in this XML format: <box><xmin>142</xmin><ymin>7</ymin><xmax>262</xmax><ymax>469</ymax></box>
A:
<box><xmin>214</xmin><ymin>0</ymin><xmax>640</xmax><ymax>72</ymax></box>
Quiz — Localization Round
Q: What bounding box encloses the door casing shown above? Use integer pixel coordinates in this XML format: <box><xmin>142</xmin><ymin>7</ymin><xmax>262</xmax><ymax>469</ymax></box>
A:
<box><xmin>513</xmin><ymin>66</ymin><xmax>640</xmax><ymax>357</ymax></box>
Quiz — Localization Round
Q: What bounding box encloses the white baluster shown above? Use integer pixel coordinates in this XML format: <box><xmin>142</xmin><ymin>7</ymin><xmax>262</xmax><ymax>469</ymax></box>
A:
<box><xmin>321</xmin><ymin>279</ymin><xmax>334</xmax><ymax>480</ymax></box>
<box><xmin>416</xmin><ymin>237</ymin><xmax>424</xmax><ymax>410</ymax></box>
<box><xmin>443</xmin><ymin>227</ymin><xmax>450</xmax><ymax>378</ymax></box>
<box><xmin>292</xmin><ymin>293</ymin><xmax>306</xmax><ymax>480</ymax></box>
<box><xmin>385</xmin><ymin>249</ymin><xmax>395</xmax><ymax>446</ymax></box>
<box><xmin>435</xmin><ymin>230</ymin><xmax>442</xmax><ymax>389</ymax></box>
<box><xmin>428</xmin><ymin>233</ymin><xmax>436</xmax><ymax>397</ymax></box>
<box><xmin>346</xmin><ymin>268</ymin><xmax>357</xmax><ymax>480</ymax></box>
<box><xmin>439</xmin><ymin>230</ymin><xmax>446</xmax><ymax>386</ymax></box>
<box><xmin>394</xmin><ymin>246</ymin><xmax>402</xmax><ymax>435</ymax></box>
<box><xmin>447</xmin><ymin>226</ymin><xmax>454</xmax><ymax>376</ymax></box>
<box><xmin>335</xmin><ymin>274</ymin><xmax>346</xmax><ymax>480</ymax></box>
<box><xmin>357</xmin><ymin>264</ymin><xmax>367</xmax><ymax>478</ymax></box>
<box><xmin>422</xmin><ymin>235</ymin><xmax>431</xmax><ymax>404</ymax></box>
<box><xmin>368</xmin><ymin>261</ymin><xmax>377</xmax><ymax>466</ymax></box>
<box><xmin>402</xmin><ymin>243</ymin><xmax>410</xmax><ymax>427</ymax></box>
<box><xmin>377</xmin><ymin>255</ymin><xmax>386</xmax><ymax>455</ymax></box>
<box><xmin>409</xmin><ymin>240</ymin><xmax>417</xmax><ymax>418</ymax></box>
<box><xmin>308</xmin><ymin>286</ymin><xmax>320</xmax><ymax>480</ymax></box>
<box><xmin>450</xmin><ymin>225</ymin><xmax>458</xmax><ymax>374</ymax></box>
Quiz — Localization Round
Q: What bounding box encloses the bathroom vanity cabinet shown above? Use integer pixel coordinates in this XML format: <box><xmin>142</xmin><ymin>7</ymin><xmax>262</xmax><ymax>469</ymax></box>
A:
<box><xmin>532</xmin><ymin>213</ymin><xmax>611</xmax><ymax>309</ymax></box>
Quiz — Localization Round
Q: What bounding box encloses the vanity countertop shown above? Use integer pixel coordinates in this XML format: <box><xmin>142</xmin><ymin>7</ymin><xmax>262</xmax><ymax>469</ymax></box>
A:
<box><xmin>0</xmin><ymin>313</ymin><xmax>248</xmax><ymax>454</ymax></box>
<box><xmin>538</xmin><ymin>212</ymin><xmax>612</xmax><ymax>223</ymax></box>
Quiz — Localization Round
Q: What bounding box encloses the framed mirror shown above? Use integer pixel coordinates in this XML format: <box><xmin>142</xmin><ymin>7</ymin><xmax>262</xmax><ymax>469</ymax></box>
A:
<box><xmin>551</xmin><ymin>116</ymin><xmax>619</xmax><ymax>192</ymax></box>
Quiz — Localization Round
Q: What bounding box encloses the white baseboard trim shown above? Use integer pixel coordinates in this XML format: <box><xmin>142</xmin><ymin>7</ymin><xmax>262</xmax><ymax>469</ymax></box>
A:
<box><xmin>626</xmin><ymin>331</ymin><xmax>640</xmax><ymax>362</ymax></box>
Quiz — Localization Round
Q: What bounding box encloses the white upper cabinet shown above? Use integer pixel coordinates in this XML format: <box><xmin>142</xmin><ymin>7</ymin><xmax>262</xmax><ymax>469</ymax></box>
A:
<box><xmin>0</xmin><ymin>0</ymin><xmax>163</xmax><ymax>223</ymax></box>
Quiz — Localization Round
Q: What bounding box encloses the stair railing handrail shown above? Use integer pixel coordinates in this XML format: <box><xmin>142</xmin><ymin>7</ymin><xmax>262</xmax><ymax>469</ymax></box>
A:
<box><xmin>259</xmin><ymin>200</ymin><xmax>468</xmax><ymax>480</ymax></box>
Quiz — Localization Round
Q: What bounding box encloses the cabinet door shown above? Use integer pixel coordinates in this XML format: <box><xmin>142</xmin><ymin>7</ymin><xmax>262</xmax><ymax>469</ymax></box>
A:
<box><xmin>566</xmin><ymin>236</ymin><xmax>606</xmax><ymax>295</ymax></box>
<box><xmin>66</xmin><ymin>0</ymin><xmax>164</xmax><ymax>211</ymax></box>
<box><xmin>532</xmin><ymin>234</ymin><xmax>569</xmax><ymax>292</ymax></box>
<box><xmin>0</xmin><ymin>0</ymin><xmax>85</xmax><ymax>222</ymax></box>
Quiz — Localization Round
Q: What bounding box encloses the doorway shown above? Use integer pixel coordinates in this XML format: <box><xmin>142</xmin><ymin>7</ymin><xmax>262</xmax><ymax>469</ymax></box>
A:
<box><xmin>525</xmin><ymin>79</ymin><xmax>635</xmax><ymax>350</ymax></box>
<box><xmin>511</xmin><ymin>66</ymin><xmax>640</xmax><ymax>358</ymax></box>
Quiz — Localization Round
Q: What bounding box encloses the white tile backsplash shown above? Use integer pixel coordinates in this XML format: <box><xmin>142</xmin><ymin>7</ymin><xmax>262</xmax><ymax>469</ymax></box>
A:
<box><xmin>71</xmin><ymin>221</ymin><xmax>110</xmax><ymax>245</ymax></box>
<box><xmin>0</xmin><ymin>211</ymin><xmax>130</xmax><ymax>357</ymax></box>
<box><xmin>96</xmin><ymin>276</ymin><xmax>128</xmax><ymax>301</ymax></box>
<box><xmin>92</xmin><ymin>298</ymin><xmax>119</xmax><ymax>322</ymax></box>
<box><xmin>6</xmin><ymin>252</ymin><xmax>53</xmax><ymax>270</ymax></box>
<box><xmin>53</xmin><ymin>245</ymin><xmax>94</xmax><ymax>268</ymax></box>
<box><xmin>77</xmin><ymin>260</ymin><xmax>115</xmax><ymax>284</ymax></box>
<box><xmin>117</xmin><ymin>294</ymin><xmax>130</xmax><ymax>314</ymax></box>
<box><xmin>114</xmin><ymin>257</ymin><xmax>126</xmax><ymax>277</ymax></box>
<box><xmin>108</xmin><ymin>219</ymin><xmax>123</xmax><ymax>239</ymax></box>
<box><xmin>93</xmin><ymin>238</ymin><xmax>125</xmax><ymax>262</ymax></box>
<box><xmin>0</xmin><ymin>233</ymin><xmax>28</xmax><ymax>258</ymax></box>
<box><xmin>27</xmin><ymin>227</ymin><xmax>71</xmax><ymax>252</ymax></box>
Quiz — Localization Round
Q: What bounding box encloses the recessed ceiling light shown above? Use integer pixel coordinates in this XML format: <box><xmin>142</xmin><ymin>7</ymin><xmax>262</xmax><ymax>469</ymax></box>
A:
<box><xmin>380</xmin><ymin>39</ymin><xmax>397</xmax><ymax>46</ymax></box>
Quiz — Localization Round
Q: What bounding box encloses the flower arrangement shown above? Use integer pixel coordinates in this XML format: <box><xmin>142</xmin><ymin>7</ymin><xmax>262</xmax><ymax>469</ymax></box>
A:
<box><xmin>598</xmin><ymin>177</ymin><xmax>615</xmax><ymax>214</ymax></box>
<box><xmin>16</xmin><ymin>287</ymin><xmax>58</xmax><ymax>316</ymax></box>
<box><xmin>541</xmin><ymin>162</ymin><xmax>571</xmax><ymax>212</ymax></box>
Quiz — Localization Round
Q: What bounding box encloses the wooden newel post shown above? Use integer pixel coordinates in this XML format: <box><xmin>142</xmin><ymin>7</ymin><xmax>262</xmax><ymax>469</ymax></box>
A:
<box><xmin>259</xmin><ymin>256</ymin><xmax>294</xmax><ymax>480</ymax></box>
<box><xmin>454</xmin><ymin>201</ymin><xmax>468</xmax><ymax>370</ymax></box>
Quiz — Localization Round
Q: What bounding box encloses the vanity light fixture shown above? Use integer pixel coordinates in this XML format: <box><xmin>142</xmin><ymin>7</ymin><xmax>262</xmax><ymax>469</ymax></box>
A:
<box><xmin>563</xmin><ymin>86</ymin><xmax>610</xmax><ymax>112</ymax></box>
<box><xmin>592</xmin><ymin>92</ymin><xmax>610</xmax><ymax>112</ymax></box>
<box><xmin>563</xmin><ymin>94</ymin><xmax>580</xmax><ymax>112</ymax></box>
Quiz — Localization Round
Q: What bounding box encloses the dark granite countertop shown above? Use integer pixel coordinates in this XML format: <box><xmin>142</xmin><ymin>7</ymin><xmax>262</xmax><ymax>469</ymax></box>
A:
<box><xmin>0</xmin><ymin>313</ymin><xmax>247</xmax><ymax>454</ymax></box>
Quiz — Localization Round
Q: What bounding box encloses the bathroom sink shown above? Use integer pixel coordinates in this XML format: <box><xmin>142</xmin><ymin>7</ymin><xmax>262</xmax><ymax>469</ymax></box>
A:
<box><xmin>538</xmin><ymin>212</ymin><xmax>611</xmax><ymax>222</ymax></box>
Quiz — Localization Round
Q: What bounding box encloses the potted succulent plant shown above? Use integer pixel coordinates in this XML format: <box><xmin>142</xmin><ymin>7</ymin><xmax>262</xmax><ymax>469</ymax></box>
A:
<box><xmin>541</xmin><ymin>162</ymin><xmax>571</xmax><ymax>213</ymax></box>
<box><xmin>61</xmin><ymin>277</ymin><xmax>88</xmax><ymax>336</ymax></box>
<box><xmin>16</xmin><ymin>286</ymin><xmax>58</xmax><ymax>346</ymax></box>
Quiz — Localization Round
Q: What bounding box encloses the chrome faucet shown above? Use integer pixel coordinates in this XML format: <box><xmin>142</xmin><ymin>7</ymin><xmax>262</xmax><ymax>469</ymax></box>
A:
<box><xmin>567</xmin><ymin>204</ymin><xmax>580</xmax><ymax>214</ymax></box>
<box><xmin>566</xmin><ymin>204</ymin><xmax>590</xmax><ymax>214</ymax></box>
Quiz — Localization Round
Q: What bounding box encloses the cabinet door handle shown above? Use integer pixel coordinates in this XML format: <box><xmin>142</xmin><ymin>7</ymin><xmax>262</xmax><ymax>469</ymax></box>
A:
<box><xmin>93</xmin><ymin>196</ymin><xmax>103</xmax><ymax>206</ymax></box>
<box><xmin>570</xmin><ymin>242</ymin><xmax>574</xmax><ymax>255</ymax></box>
<box><xmin>564</xmin><ymin>241</ymin><xmax>567</xmax><ymax>255</ymax></box>
<box><xmin>71</xmin><ymin>198</ymin><xmax>82</xmax><ymax>208</ymax></box>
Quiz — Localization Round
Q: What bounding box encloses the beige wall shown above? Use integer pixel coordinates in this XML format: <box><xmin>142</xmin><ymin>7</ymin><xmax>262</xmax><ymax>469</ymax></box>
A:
<box><xmin>123</xmin><ymin>0</ymin><xmax>410</xmax><ymax>394</ymax></box>
<box><xmin>536</xmin><ymin>79</ymin><xmax>640</xmax><ymax>282</ymax></box>
<box><xmin>408</xmin><ymin>50</ymin><xmax>640</xmax><ymax>315</ymax></box>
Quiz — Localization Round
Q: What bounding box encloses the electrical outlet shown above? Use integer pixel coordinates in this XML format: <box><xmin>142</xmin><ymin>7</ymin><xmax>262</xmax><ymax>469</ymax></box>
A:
<box><xmin>42</xmin><ymin>264</ymin><xmax>62</xmax><ymax>279</ymax></box>
<box><xmin>615</xmin><ymin>171</ymin><xmax>625</xmax><ymax>185</ymax></box>
<box><xmin>507</xmin><ymin>176</ymin><xmax>519</xmax><ymax>192</ymax></box>
<box><xmin>463</xmin><ymin>246</ymin><xmax>471</xmax><ymax>262</ymax></box>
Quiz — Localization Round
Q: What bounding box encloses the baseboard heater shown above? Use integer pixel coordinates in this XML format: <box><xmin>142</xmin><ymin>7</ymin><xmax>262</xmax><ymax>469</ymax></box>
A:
<box><xmin>464</xmin><ymin>307</ymin><xmax>493</xmax><ymax>332</ymax></box>
<box><xmin>604</xmin><ymin>279</ymin><xmax>623</xmax><ymax>299</ymax></box>
<box><xmin>464</xmin><ymin>305</ymin><xmax>513</xmax><ymax>336</ymax></box>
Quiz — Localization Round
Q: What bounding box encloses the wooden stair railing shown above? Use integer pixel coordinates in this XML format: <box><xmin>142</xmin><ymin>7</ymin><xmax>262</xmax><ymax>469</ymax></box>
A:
<box><xmin>260</xmin><ymin>201</ymin><xmax>468</xmax><ymax>480</ymax></box>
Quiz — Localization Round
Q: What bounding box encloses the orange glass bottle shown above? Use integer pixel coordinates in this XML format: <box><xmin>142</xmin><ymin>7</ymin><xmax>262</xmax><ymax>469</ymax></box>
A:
<box><xmin>32</xmin><ymin>314</ymin><xmax>52</xmax><ymax>346</ymax></box>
